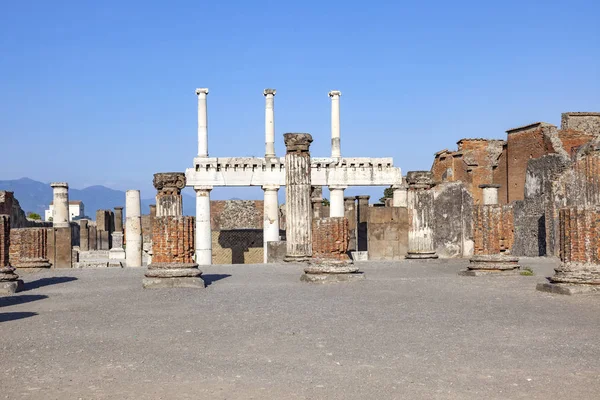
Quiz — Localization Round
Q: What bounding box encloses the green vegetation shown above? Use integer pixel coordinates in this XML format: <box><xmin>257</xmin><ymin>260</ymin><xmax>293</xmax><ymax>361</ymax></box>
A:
<box><xmin>322</xmin><ymin>198</ymin><xmax>330</xmax><ymax>206</ymax></box>
<box><xmin>520</xmin><ymin>267</ymin><xmax>534</xmax><ymax>276</ymax></box>
<box><xmin>379</xmin><ymin>186</ymin><xmax>393</xmax><ymax>203</ymax></box>
<box><xmin>27</xmin><ymin>212</ymin><xmax>42</xmax><ymax>220</ymax></box>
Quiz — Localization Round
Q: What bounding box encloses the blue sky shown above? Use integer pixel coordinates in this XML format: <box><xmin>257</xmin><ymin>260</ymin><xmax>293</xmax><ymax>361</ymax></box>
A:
<box><xmin>1</xmin><ymin>0</ymin><xmax>599</xmax><ymax>201</ymax></box>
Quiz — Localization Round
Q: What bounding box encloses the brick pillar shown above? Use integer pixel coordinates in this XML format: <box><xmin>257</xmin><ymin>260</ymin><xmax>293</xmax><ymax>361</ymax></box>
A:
<box><xmin>114</xmin><ymin>207</ymin><xmax>124</xmax><ymax>233</ymax></box>
<box><xmin>88</xmin><ymin>223</ymin><xmax>97</xmax><ymax>250</ymax></box>
<box><xmin>537</xmin><ymin>207</ymin><xmax>600</xmax><ymax>294</ymax></box>
<box><xmin>301</xmin><ymin>217</ymin><xmax>364</xmax><ymax>282</ymax></box>
<box><xmin>9</xmin><ymin>228</ymin><xmax>51</xmax><ymax>270</ymax></box>
<box><xmin>462</xmin><ymin>185</ymin><xmax>520</xmax><ymax>276</ymax></box>
<box><xmin>0</xmin><ymin>215</ymin><xmax>23</xmax><ymax>295</ymax></box>
<box><xmin>79</xmin><ymin>219</ymin><xmax>89</xmax><ymax>251</ymax></box>
<box><xmin>344</xmin><ymin>197</ymin><xmax>357</xmax><ymax>252</ymax></box>
<box><xmin>405</xmin><ymin>172</ymin><xmax>438</xmax><ymax>259</ymax></box>
<box><xmin>356</xmin><ymin>195</ymin><xmax>370</xmax><ymax>252</ymax></box>
<box><xmin>143</xmin><ymin>216</ymin><xmax>205</xmax><ymax>289</ymax></box>
<box><xmin>283</xmin><ymin>133</ymin><xmax>313</xmax><ymax>262</ymax></box>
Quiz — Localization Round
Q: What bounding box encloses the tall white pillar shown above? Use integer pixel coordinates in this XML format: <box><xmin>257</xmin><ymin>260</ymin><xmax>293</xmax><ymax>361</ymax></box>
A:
<box><xmin>125</xmin><ymin>190</ymin><xmax>143</xmax><ymax>267</ymax></box>
<box><xmin>50</xmin><ymin>182</ymin><xmax>69</xmax><ymax>228</ymax></box>
<box><xmin>329</xmin><ymin>185</ymin><xmax>346</xmax><ymax>217</ymax></box>
<box><xmin>264</xmin><ymin>88</ymin><xmax>276</xmax><ymax>158</ymax></box>
<box><xmin>263</xmin><ymin>185</ymin><xmax>280</xmax><ymax>262</ymax></box>
<box><xmin>480</xmin><ymin>184</ymin><xmax>500</xmax><ymax>205</ymax></box>
<box><xmin>195</xmin><ymin>186</ymin><xmax>212</xmax><ymax>265</ymax></box>
<box><xmin>196</xmin><ymin>88</ymin><xmax>209</xmax><ymax>158</ymax></box>
<box><xmin>328</xmin><ymin>90</ymin><xmax>341</xmax><ymax>159</ymax></box>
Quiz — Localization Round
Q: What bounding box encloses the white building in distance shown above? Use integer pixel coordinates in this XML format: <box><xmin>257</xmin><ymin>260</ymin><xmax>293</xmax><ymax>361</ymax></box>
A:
<box><xmin>45</xmin><ymin>200</ymin><xmax>85</xmax><ymax>222</ymax></box>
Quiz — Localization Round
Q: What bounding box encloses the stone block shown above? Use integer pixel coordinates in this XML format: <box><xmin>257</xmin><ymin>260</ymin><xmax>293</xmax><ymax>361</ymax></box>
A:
<box><xmin>267</xmin><ymin>241</ymin><xmax>286</xmax><ymax>263</ymax></box>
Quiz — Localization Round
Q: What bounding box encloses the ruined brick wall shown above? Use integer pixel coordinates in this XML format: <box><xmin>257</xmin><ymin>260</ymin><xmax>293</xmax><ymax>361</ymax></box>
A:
<box><xmin>312</xmin><ymin>217</ymin><xmax>349</xmax><ymax>261</ymax></box>
<box><xmin>473</xmin><ymin>205</ymin><xmax>514</xmax><ymax>255</ymax></box>
<box><xmin>367</xmin><ymin>207</ymin><xmax>408</xmax><ymax>260</ymax></box>
<box><xmin>141</xmin><ymin>214</ymin><xmax>154</xmax><ymax>245</ymax></box>
<box><xmin>506</xmin><ymin>124</ymin><xmax>558</xmax><ymax>203</ymax></box>
<box><xmin>558</xmin><ymin>129</ymin><xmax>596</xmax><ymax>156</ymax></box>
<box><xmin>558</xmin><ymin>207</ymin><xmax>599</xmax><ymax>265</ymax></box>
<box><xmin>561</xmin><ymin>112</ymin><xmax>600</xmax><ymax>136</ymax></box>
<box><xmin>433</xmin><ymin>182</ymin><xmax>474</xmax><ymax>258</ymax></box>
<box><xmin>151</xmin><ymin>216</ymin><xmax>195</xmax><ymax>264</ymax></box>
<box><xmin>210</xmin><ymin>200</ymin><xmax>264</xmax><ymax>264</ymax></box>
<box><xmin>9</xmin><ymin>228</ymin><xmax>49</xmax><ymax>267</ymax></box>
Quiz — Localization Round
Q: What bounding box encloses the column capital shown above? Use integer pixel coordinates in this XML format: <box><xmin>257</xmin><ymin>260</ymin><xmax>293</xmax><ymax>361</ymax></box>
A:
<box><xmin>195</xmin><ymin>88</ymin><xmax>209</xmax><ymax>96</ymax></box>
<box><xmin>329</xmin><ymin>185</ymin><xmax>347</xmax><ymax>190</ymax></box>
<box><xmin>284</xmin><ymin>133</ymin><xmax>313</xmax><ymax>153</ymax></box>
<box><xmin>262</xmin><ymin>184</ymin><xmax>280</xmax><ymax>191</ymax></box>
<box><xmin>263</xmin><ymin>88</ymin><xmax>276</xmax><ymax>96</ymax></box>
<box><xmin>114</xmin><ymin>206</ymin><xmax>123</xmax><ymax>211</ymax></box>
<box><xmin>194</xmin><ymin>186</ymin><xmax>213</xmax><ymax>192</ymax></box>
<box><xmin>50</xmin><ymin>182</ymin><xmax>68</xmax><ymax>189</ymax></box>
<box><xmin>328</xmin><ymin>90</ymin><xmax>342</xmax><ymax>97</ymax></box>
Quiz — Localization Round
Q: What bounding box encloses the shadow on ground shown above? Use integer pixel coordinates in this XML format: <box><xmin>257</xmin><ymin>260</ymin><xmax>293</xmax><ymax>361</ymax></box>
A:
<box><xmin>203</xmin><ymin>274</ymin><xmax>231</xmax><ymax>287</ymax></box>
<box><xmin>23</xmin><ymin>276</ymin><xmax>78</xmax><ymax>291</ymax></box>
<box><xmin>0</xmin><ymin>294</ymin><xmax>48</xmax><ymax>307</ymax></box>
<box><xmin>0</xmin><ymin>312</ymin><xmax>38</xmax><ymax>323</ymax></box>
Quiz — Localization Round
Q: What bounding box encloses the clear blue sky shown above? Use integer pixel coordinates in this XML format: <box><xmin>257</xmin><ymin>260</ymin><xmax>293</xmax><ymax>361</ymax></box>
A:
<box><xmin>2</xmin><ymin>0</ymin><xmax>599</xmax><ymax>201</ymax></box>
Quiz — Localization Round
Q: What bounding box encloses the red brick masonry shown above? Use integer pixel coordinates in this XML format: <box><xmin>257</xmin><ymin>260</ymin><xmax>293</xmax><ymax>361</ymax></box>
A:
<box><xmin>152</xmin><ymin>216</ymin><xmax>195</xmax><ymax>264</ymax></box>
<box><xmin>312</xmin><ymin>217</ymin><xmax>350</xmax><ymax>261</ymax></box>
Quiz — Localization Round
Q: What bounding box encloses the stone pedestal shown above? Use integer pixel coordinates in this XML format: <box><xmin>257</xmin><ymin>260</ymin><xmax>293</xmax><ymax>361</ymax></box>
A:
<box><xmin>143</xmin><ymin>216</ymin><xmax>204</xmax><ymax>289</ymax></box>
<box><xmin>109</xmin><ymin>232</ymin><xmax>126</xmax><ymax>261</ymax></box>
<box><xmin>405</xmin><ymin>172</ymin><xmax>438</xmax><ymax>259</ymax></box>
<box><xmin>301</xmin><ymin>217</ymin><xmax>364</xmax><ymax>283</ymax></box>
<box><xmin>461</xmin><ymin>185</ymin><xmax>519</xmax><ymax>276</ymax></box>
<box><xmin>153</xmin><ymin>172</ymin><xmax>185</xmax><ymax>217</ymax></box>
<box><xmin>0</xmin><ymin>215</ymin><xmax>23</xmax><ymax>295</ymax></box>
<box><xmin>283</xmin><ymin>133</ymin><xmax>313</xmax><ymax>263</ymax></box>
<box><xmin>537</xmin><ymin>207</ymin><xmax>600</xmax><ymax>294</ymax></box>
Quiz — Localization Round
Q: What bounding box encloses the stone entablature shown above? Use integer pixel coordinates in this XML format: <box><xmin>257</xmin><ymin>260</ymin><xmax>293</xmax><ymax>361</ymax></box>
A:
<box><xmin>186</xmin><ymin>156</ymin><xmax>401</xmax><ymax>187</ymax></box>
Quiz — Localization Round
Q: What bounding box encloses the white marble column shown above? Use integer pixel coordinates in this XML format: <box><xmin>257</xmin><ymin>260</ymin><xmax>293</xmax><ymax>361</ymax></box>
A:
<box><xmin>328</xmin><ymin>90</ymin><xmax>341</xmax><ymax>159</ymax></box>
<box><xmin>392</xmin><ymin>184</ymin><xmax>408</xmax><ymax>207</ymax></box>
<box><xmin>262</xmin><ymin>185</ymin><xmax>280</xmax><ymax>262</ymax></box>
<box><xmin>329</xmin><ymin>185</ymin><xmax>346</xmax><ymax>218</ymax></box>
<box><xmin>194</xmin><ymin>186</ymin><xmax>212</xmax><ymax>265</ymax></box>
<box><xmin>50</xmin><ymin>182</ymin><xmax>69</xmax><ymax>228</ymax></box>
<box><xmin>196</xmin><ymin>88</ymin><xmax>209</xmax><ymax>158</ymax></box>
<box><xmin>264</xmin><ymin>88</ymin><xmax>276</xmax><ymax>158</ymax></box>
<box><xmin>125</xmin><ymin>190</ymin><xmax>143</xmax><ymax>267</ymax></box>
<box><xmin>480</xmin><ymin>184</ymin><xmax>500</xmax><ymax>205</ymax></box>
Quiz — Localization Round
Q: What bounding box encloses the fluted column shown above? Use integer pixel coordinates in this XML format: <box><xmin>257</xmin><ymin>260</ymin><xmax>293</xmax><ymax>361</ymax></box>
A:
<box><xmin>194</xmin><ymin>186</ymin><xmax>212</xmax><ymax>265</ymax></box>
<box><xmin>264</xmin><ymin>88</ymin><xmax>276</xmax><ymax>158</ymax></box>
<box><xmin>196</xmin><ymin>88</ymin><xmax>209</xmax><ymax>158</ymax></box>
<box><xmin>283</xmin><ymin>133</ymin><xmax>313</xmax><ymax>262</ymax></box>
<box><xmin>263</xmin><ymin>185</ymin><xmax>280</xmax><ymax>263</ymax></box>
<box><xmin>125</xmin><ymin>190</ymin><xmax>142</xmax><ymax>267</ymax></box>
<box><xmin>406</xmin><ymin>171</ymin><xmax>438</xmax><ymax>259</ymax></box>
<box><xmin>153</xmin><ymin>173</ymin><xmax>185</xmax><ymax>217</ymax></box>
<box><xmin>328</xmin><ymin>90</ymin><xmax>341</xmax><ymax>159</ymax></box>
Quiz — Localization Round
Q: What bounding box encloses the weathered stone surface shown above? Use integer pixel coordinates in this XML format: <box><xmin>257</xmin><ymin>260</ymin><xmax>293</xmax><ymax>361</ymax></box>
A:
<box><xmin>432</xmin><ymin>182</ymin><xmax>473</xmax><ymax>258</ymax></box>
<box><xmin>300</xmin><ymin>272</ymin><xmax>365</xmax><ymax>283</ymax></box>
<box><xmin>266</xmin><ymin>241</ymin><xmax>286</xmax><ymax>263</ymax></box>
<box><xmin>153</xmin><ymin>172</ymin><xmax>186</xmax><ymax>217</ymax></box>
<box><xmin>0</xmin><ymin>280</ymin><xmax>23</xmax><ymax>295</ymax></box>
<box><xmin>143</xmin><ymin>277</ymin><xmax>205</xmax><ymax>289</ymax></box>
<box><xmin>304</xmin><ymin>264</ymin><xmax>359</xmax><ymax>274</ymax></box>
<box><xmin>536</xmin><ymin>282</ymin><xmax>600</xmax><ymax>295</ymax></box>
<box><xmin>467</xmin><ymin>255</ymin><xmax>520</xmax><ymax>271</ymax></box>
<box><xmin>147</xmin><ymin>262</ymin><xmax>199</xmax><ymax>270</ymax></box>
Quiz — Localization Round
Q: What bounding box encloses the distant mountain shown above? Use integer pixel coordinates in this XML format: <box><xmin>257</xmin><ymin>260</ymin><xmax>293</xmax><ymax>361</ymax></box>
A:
<box><xmin>0</xmin><ymin>178</ymin><xmax>195</xmax><ymax>219</ymax></box>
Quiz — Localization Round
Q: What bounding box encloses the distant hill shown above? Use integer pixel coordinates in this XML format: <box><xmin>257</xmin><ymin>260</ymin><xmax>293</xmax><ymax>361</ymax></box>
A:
<box><xmin>0</xmin><ymin>178</ymin><xmax>195</xmax><ymax>219</ymax></box>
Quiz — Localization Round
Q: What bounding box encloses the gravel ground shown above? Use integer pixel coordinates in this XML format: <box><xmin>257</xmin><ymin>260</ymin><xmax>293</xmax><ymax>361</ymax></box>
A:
<box><xmin>1</xmin><ymin>258</ymin><xmax>599</xmax><ymax>399</ymax></box>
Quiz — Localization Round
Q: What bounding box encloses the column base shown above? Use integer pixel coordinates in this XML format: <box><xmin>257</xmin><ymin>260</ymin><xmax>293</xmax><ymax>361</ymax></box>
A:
<box><xmin>406</xmin><ymin>251</ymin><xmax>438</xmax><ymax>259</ymax></box>
<box><xmin>14</xmin><ymin>258</ymin><xmax>52</xmax><ymax>270</ymax></box>
<box><xmin>536</xmin><ymin>282</ymin><xmax>600</xmax><ymax>295</ymax></box>
<box><xmin>466</xmin><ymin>255</ymin><xmax>520</xmax><ymax>270</ymax></box>
<box><xmin>301</xmin><ymin>260</ymin><xmax>365</xmax><ymax>283</ymax></box>
<box><xmin>284</xmin><ymin>255</ymin><xmax>312</xmax><ymax>263</ymax></box>
<box><xmin>109</xmin><ymin>248</ymin><xmax>126</xmax><ymax>260</ymax></box>
<box><xmin>0</xmin><ymin>280</ymin><xmax>24</xmax><ymax>296</ymax></box>
<box><xmin>143</xmin><ymin>262</ymin><xmax>205</xmax><ymax>289</ymax></box>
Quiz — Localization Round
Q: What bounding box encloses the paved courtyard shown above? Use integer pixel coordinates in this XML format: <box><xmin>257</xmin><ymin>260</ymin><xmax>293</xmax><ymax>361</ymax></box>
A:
<box><xmin>1</xmin><ymin>258</ymin><xmax>599</xmax><ymax>399</ymax></box>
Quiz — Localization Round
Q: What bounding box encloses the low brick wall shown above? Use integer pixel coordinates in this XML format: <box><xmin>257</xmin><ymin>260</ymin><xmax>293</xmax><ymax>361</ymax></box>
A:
<box><xmin>9</xmin><ymin>228</ymin><xmax>49</xmax><ymax>267</ymax></box>
<box><xmin>152</xmin><ymin>216</ymin><xmax>195</xmax><ymax>264</ymax></box>
<box><xmin>473</xmin><ymin>205</ymin><xmax>514</xmax><ymax>255</ymax></box>
<box><xmin>312</xmin><ymin>217</ymin><xmax>349</xmax><ymax>261</ymax></box>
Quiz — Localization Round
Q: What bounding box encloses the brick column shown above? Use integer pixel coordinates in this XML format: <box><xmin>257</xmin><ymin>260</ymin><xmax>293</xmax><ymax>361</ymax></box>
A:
<box><xmin>88</xmin><ymin>223</ymin><xmax>97</xmax><ymax>250</ymax></box>
<box><xmin>301</xmin><ymin>216</ymin><xmax>364</xmax><ymax>282</ymax></box>
<box><xmin>79</xmin><ymin>219</ymin><xmax>89</xmax><ymax>251</ymax></box>
<box><xmin>143</xmin><ymin>216</ymin><xmax>204</xmax><ymax>289</ymax></box>
<box><xmin>344</xmin><ymin>197</ymin><xmax>357</xmax><ymax>252</ymax></box>
<box><xmin>405</xmin><ymin>172</ymin><xmax>438</xmax><ymax>259</ymax></box>
<box><xmin>283</xmin><ymin>133</ymin><xmax>313</xmax><ymax>262</ymax></box>
<box><xmin>0</xmin><ymin>215</ymin><xmax>23</xmax><ymax>295</ymax></box>
<box><xmin>461</xmin><ymin>185</ymin><xmax>519</xmax><ymax>276</ymax></box>
<box><xmin>9</xmin><ymin>228</ymin><xmax>51</xmax><ymax>270</ymax></box>
<box><xmin>537</xmin><ymin>207</ymin><xmax>600</xmax><ymax>294</ymax></box>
